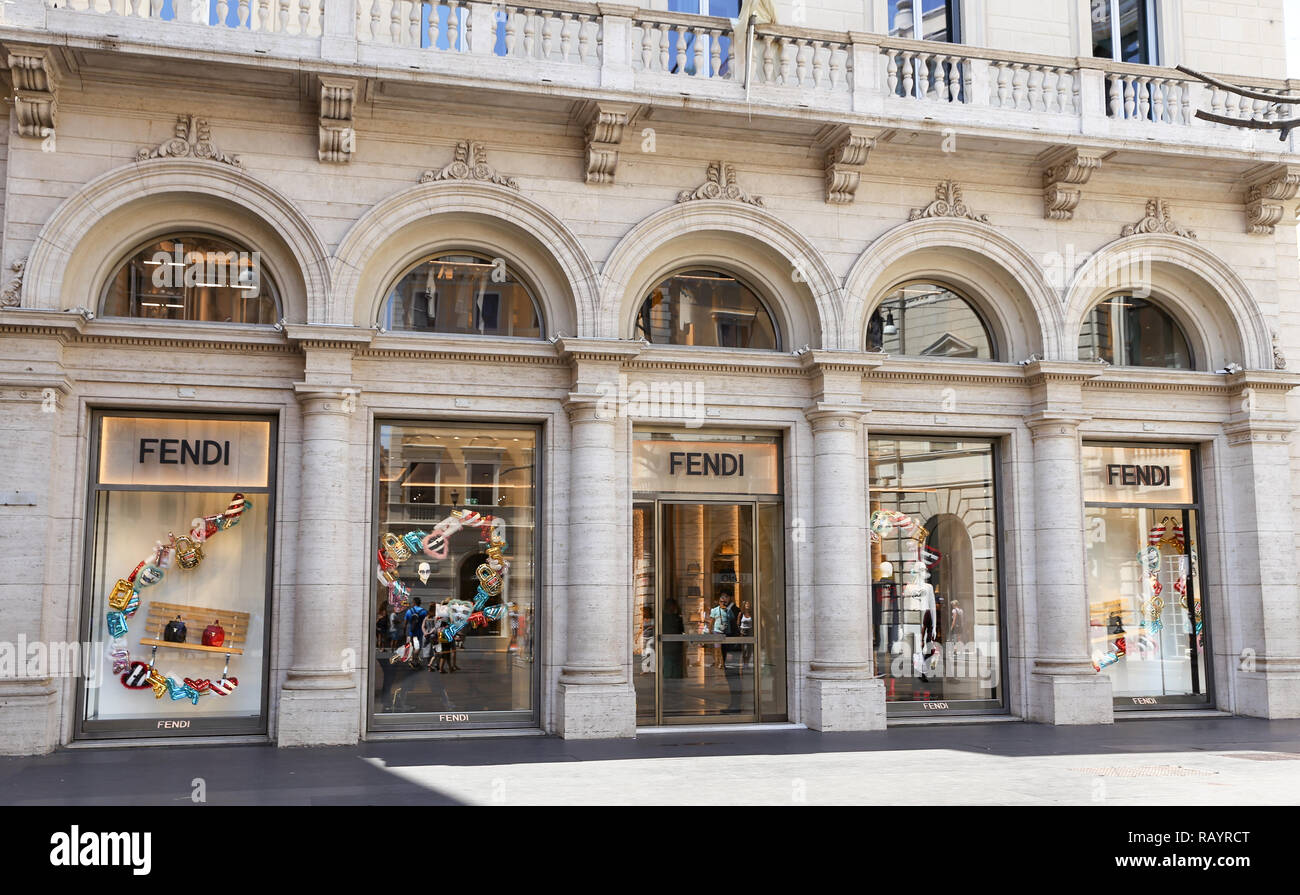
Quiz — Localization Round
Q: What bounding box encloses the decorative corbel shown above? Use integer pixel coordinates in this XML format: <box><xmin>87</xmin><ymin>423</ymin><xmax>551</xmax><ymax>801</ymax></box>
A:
<box><xmin>1039</xmin><ymin>147</ymin><xmax>1104</xmax><ymax>221</ymax></box>
<box><xmin>578</xmin><ymin>101</ymin><xmax>640</xmax><ymax>185</ymax></box>
<box><xmin>1243</xmin><ymin>163</ymin><xmax>1300</xmax><ymax>235</ymax></box>
<box><xmin>819</xmin><ymin>125</ymin><xmax>880</xmax><ymax>205</ymax></box>
<box><xmin>318</xmin><ymin>76</ymin><xmax>358</xmax><ymax>164</ymax></box>
<box><xmin>6</xmin><ymin>46</ymin><xmax>59</xmax><ymax>143</ymax></box>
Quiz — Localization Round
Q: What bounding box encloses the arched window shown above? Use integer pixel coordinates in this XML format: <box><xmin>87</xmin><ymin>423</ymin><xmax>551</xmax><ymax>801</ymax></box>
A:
<box><xmin>635</xmin><ymin>269</ymin><xmax>779</xmax><ymax>350</ymax></box>
<box><xmin>867</xmin><ymin>282</ymin><xmax>995</xmax><ymax>359</ymax></box>
<box><xmin>1078</xmin><ymin>294</ymin><xmax>1192</xmax><ymax>369</ymax></box>
<box><xmin>100</xmin><ymin>233</ymin><xmax>281</xmax><ymax>324</ymax></box>
<box><xmin>380</xmin><ymin>252</ymin><xmax>543</xmax><ymax>338</ymax></box>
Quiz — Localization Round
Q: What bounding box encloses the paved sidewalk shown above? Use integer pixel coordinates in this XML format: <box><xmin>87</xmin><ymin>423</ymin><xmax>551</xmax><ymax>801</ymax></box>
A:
<box><xmin>4</xmin><ymin>717</ymin><xmax>1299</xmax><ymax>805</ymax></box>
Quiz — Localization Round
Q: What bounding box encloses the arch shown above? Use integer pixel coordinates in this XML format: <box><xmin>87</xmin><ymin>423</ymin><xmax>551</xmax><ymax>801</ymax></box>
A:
<box><xmin>844</xmin><ymin>217</ymin><xmax>1062</xmax><ymax>361</ymax></box>
<box><xmin>23</xmin><ymin>158</ymin><xmax>328</xmax><ymax>323</ymax></box>
<box><xmin>332</xmin><ymin>180</ymin><xmax>596</xmax><ymax>334</ymax></box>
<box><xmin>601</xmin><ymin>201</ymin><xmax>840</xmax><ymax>350</ymax></box>
<box><xmin>1064</xmin><ymin>234</ymin><xmax>1268</xmax><ymax>371</ymax></box>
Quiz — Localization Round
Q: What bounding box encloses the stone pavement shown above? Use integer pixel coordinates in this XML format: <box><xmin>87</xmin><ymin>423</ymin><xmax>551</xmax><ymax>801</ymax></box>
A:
<box><xmin>3</xmin><ymin>717</ymin><xmax>1299</xmax><ymax>806</ymax></box>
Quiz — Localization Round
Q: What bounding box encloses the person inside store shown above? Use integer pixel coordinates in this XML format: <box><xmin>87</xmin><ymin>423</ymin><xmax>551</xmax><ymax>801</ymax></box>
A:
<box><xmin>376</xmin><ymin>606</ymin><xmax>389</xmax><ymax>650</ymax></box>
<box><xmin>710</xmin><ymin>592</ymin><xmax>732</xmax><ymax>668</ymax></box>
<box><xmin>662</xmin><ymin>597</ymin><xmax>685</xmax><ymax>679</ymax></box>
<box><xmin>739</xmin><ymin>600</ymin><xmax>754</xmax><ymax>665</ymax></box>
<box><xmin>716</xmin><ymin>587</ymin><xmax>744</xmax><ymax>712</ymax></box>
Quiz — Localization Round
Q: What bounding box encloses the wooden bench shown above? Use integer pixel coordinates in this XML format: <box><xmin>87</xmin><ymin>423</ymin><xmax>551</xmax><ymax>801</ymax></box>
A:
<box><xmin>139</xmin><ymin>601</ymin><xmax>250</xmax><ymax>655</ymax></box>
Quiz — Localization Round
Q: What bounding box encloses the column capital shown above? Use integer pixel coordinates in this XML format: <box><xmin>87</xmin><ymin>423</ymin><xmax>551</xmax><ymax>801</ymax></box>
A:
<box><xmin>1223</xmin><ymin>417</ymin><xmax>1295</xmax><ymax>446</ymax></box>
<box><xmin>294</xmin><ymin>382</ymin><xmax>360</xmax><ymax>417</ymax></box>
<box><xmin>1025</xmin><ymin>411</ymin><xmax>1088</xmax><ymax>439</ymax></box>
<box><xmin>564</xmin><ymin>389</ymin><xmax>616</xmax><ymax>424</ymax></box>
<box><xmin>804</xmin><ymin>401</ymin><xmax>871</xmax><ymax>430</ymax></box>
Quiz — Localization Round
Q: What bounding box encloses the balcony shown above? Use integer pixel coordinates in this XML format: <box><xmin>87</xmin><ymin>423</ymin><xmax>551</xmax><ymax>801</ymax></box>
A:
<box><xmin>6</xmin><ymin>0</ymin><xmax>1298</xmax><ymax>159</ymax></box>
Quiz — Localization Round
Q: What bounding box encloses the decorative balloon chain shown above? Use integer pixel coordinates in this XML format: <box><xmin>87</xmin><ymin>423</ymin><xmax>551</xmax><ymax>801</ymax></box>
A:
<box><xmin>106</xmin><ymin>494</ymin><xmax>250</xmax><ymax>704</ymax></box>
<box><xmin>378</xmin><ymin>509</ymin><xmax>510</xmax><ymax>644</ymax></box>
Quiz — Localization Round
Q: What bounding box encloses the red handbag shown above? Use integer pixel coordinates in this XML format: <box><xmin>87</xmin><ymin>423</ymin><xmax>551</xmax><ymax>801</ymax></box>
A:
<box><xmin>202</xmin><ymin>620</ymin><xmax>226</xmax><ymax>648</ymax></box>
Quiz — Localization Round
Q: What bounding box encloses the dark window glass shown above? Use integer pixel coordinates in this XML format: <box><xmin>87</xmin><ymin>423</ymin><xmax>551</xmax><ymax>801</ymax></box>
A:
<box><xmin>637</xmin><ymin>269</ymin><xmax>779</xmax><ymax>350</ymax></box>
<box><xmin>1078</xmin><ymin>295</ymin><xmax>1192</xmax><ymax>369</ymax></box>
<box><xmin>100</xmin><ymin>233</ymin><xmax>280</xmax><ymax>324</ymax></box>
<box><xmin>889</xmin><ymin>0</ymin><xmax>960</xmax><ymax>42</ymax></box>
<box><xmin>381</xmin><ymin>253</ymin><xmax>543</xmax><ymax>339</ymax></box>
<box><xmin>867</xmin><ymin>282</ymin><xmax>994</xmax><ymax>359</ymax></box>
<box><xmin>1092</xmin><ymin>0</ymin><xmax>1155</xmax><ymax>64</ymax></box>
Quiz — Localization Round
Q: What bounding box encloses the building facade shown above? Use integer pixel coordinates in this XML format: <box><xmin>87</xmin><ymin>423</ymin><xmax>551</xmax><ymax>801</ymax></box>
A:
<box><xmin>1</xmin><ymin>0</ymin><xmax>1298</xmax><ymax>753</ymax></box>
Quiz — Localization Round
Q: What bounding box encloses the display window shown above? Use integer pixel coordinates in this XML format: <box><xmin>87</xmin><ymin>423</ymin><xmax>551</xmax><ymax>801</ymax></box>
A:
<box><xmin>1083</xmin><ymin>443</ymin><xmax>1210</xmax><ymax>708</ymax></box>
<box><xmin>369</xmin><ymin>422</ymin><xmax>538</xmax><ymax>729</ymax></box>
<box><xmin>868</xmin><ymin>437</ymin><xmax>1004</xmax><ymax>714</ymax></box>
<box><xmin>78</xmin><ymin>412</ymin><xmax>276</xmax><ymax>739</ymax></box>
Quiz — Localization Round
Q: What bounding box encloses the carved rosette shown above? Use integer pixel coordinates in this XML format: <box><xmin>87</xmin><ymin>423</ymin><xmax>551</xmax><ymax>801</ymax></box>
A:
<box><xmin>676</xmin><ymin>162</ymin><xmax>764</xmax><ymax>207</ymax></box>
<box><xmin>7</xmin><ymin>49</ymin><xmax>58</xmax><ymax>140</ymax></box>
<box><xmin>1273</xmin><ymin>332</ymin><xmax>1288</xmax><ymax>371</ymax></box>
<box><xmin>420</xmin><ymin>141</ymin><xmax>519</xmax><ymax>189</ymax></box>
<box><xmin>1244</xmin><ymin>165</ymin><xmax>1300</xmax><ymax>235</ymax></box>
<box><xmin>823</xmin><ymin>127</ymin><xmax>876</xmax><ymax>205</ymax></box>
<box><xmin>137</xmin><ymin>114</ymin><xmax>243</xmax><ymax>168</ymax></box>
<box><xmin>1121</xmin><ymin>198</ymin><xmax>1196</xmax><ymax>240</ymax></box>
<box><xmin>0</xmin><ymin>259</ymin><xmax>25</xmax><ymax>308</ymax></box>
<box><xmin>319</xmin><ymin>77</ymin><xmax>358</xmax><ymax>164</ymax></box>
<box><xmin>1040</xmin><ymin>148</ymin><xmax>1103</xmax><ymax>221</ymax></box>
<box><xmin>909</xmin><ymin>180</ymin><xmax>988</xmax><ymax>223</ymax></box>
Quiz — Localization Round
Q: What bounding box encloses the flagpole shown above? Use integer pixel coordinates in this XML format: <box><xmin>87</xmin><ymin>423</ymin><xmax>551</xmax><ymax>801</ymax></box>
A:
<box><xmin>744</xmin><ymin>14</ymin><xmax>755</xmax><ymax>103</ymax></box>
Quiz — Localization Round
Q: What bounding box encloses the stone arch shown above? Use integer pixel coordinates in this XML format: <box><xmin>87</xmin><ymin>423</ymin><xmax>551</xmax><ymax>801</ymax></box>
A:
<box><xmin>601</xmin><ymin>201</ymin><xmax>841</xmax><ymax>350</ymax></box>
<box><xmin>332</xmin><ymin>180</ymin><xmax>596</xmax><ymax>334</ymax></box>
<box><xmin>22</xmin><ymin>158</ymin><xmax>327</xmax><ymax>323</ymax></box>
<box><xmin>844</xmin><ymin>217</ymin><xmax>1062</xmax><ymax>362</ymax></box>
<box><xmin>1064</xmin><ymin>234</ymin><xmax>1269</xmax><ymax>371</ymax></box>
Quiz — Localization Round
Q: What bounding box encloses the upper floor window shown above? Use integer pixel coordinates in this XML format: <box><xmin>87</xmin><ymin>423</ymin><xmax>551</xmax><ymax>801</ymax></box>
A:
<box><xmin>636</xmin><ymin>269</ymin><xmax>779</xmax><ymax>350</ymax></box>
<box><xmin>381</xmin><ymin>253</ymin><xmax>543</xmax><ymax>338</ymax></box>
<box><xmin>1078</xmin><ymin>294</ymin><xmax>1191</xmax><ymax>369</ymax></box>
<box><xmin>670</xmin><ymin>0</ymin><xmax>740</xmax><ymax>16</ymax></box>
<box><xmin>867</xmin><ymin>282</ymin><xmax>995</xmax><ymax>359</ymax></box>
<box><xmin>100</xmin><ymin>233</ymin><xmax>280</xmax><ymax>324</ymax></box>
<box><xmin>1091</xmin><ymin>0</ymin><xmax>1158</xmax><ymax>64</ymax></box>
<box><xmin>889</xmin><ymin>0</ymin><xmax>961</xmax><ymax>42</ymax></box>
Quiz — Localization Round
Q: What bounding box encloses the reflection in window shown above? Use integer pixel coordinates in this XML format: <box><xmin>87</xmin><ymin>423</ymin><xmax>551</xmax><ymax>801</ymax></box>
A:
<box><xmin>636</xmin><ymin>269</ymin><xmax>779</xmax><ymax>350</ymax></box>
<box><xmin>889</xmin><ymin>0</ymin><xmax>961</xmax><ymax>42</ymax></box>
<box><xmin>866</xmin><ymin>282</ymin><xmax>994</xmax><ymax>359</ymax></box>
<box><xmin>100</xmin><ymin>233</ymin><xmax>280</xmax><ymax>324</ymax></box>
<box><xmin>1078</xmin><ymin>295</ymin><xmax>1191</xmax><ymax>369</ymax></box>
<box><xmin>869</xmin><ymin>437</ymin><xmax>1001</xmax><ymax>710</ymax></box>
<box><xmin>381</xmin><ymin>253</ymin><xmax>543</xmax><ymax>338</ymax></box>
<box><xmin>1091</xmin><ymin>0</ymin><xmax>1157</xmax><ymax>64</ymax></box>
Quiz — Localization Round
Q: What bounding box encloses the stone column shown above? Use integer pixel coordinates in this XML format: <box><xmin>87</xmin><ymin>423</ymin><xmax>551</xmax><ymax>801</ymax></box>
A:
<box><xmin>277</xmin><ymin>382</ymin><xmax>362</xmax><ymax>746</ymax></box>
<box><xmin>803</xmin><ymin>401</ymin><xmax>885</xmax><ymax>730</ymax></box>
<box><xmin>1223</xmin><ymin>372</ymin><xmax>1300</xmax><ymax>718</ymax></box>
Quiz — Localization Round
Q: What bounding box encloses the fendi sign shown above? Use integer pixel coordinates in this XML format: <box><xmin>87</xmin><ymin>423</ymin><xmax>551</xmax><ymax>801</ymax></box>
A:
<box><xmin>1082</xmin><ymin>444</ymin><xmax>1194</xmax><ymax>505</ymax></box>
<box><xmin>99</xmin><ymin>416</ymin><xmax>270</xmax><ymax>488</ymax></box>
<box><xmin>634</xmin><ymin>439</ymin><xmax>779</xmax><ymax>495</ymax></box>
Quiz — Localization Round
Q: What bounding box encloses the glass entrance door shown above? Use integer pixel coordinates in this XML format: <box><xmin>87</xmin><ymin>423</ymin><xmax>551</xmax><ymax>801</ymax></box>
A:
<box><xmin>635</xmin><ymin>500</ymin><xmax>777</xmax><ymax>724</ymax></box>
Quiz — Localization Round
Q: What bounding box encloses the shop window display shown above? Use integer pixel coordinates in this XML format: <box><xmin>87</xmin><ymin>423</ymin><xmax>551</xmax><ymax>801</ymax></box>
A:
<box><xmin>80</xmin><ymin>414</ymin><xmax>274</xmax><ymax>738</ymax></box>
<box><xmin>868</xmin><ymin>437</ymin><xmax>1003</xmax><ymax>712</ymax></box>
<box><xmin>371</xmin><ymin>423</ymin><xmax>537</xmax><ymax>728</ymax></box>
<box><xmin>1083</xmin><ymin>444</ymin><xmax>1209</xmax><ymax>707</ymax></box>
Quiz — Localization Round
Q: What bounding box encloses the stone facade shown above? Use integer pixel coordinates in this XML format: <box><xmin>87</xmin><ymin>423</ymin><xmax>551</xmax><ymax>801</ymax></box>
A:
<box><xmin>0</xmin><ymin>0</ymin><xmax>1298</xmax><ymax>753</ymax></box>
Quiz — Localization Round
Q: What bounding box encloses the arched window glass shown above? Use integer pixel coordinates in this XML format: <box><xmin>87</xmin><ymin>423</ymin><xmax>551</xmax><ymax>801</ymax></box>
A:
<box><xmin>635</xmin><ymin>269</ymin><xmax>779</xmax><ymax>350</ymax></box>
<box><xmin>1078</xmin><ymin>294</ymin><xmax>1192</xmax><ymax>369</ymax></box>
<box><xmin>381</xmin><ymin>253</ymin><xmax>543</xmax><ymax>338</ymax></box>
<box><xmin>100</xmin><ymin>233</ymin><xmax>281</xmax><ymax>324</ymax></box>
<box><xmin>867</xmin><ymin>282</ymin><xmax>995</xmax><ymax>359</ymax></box>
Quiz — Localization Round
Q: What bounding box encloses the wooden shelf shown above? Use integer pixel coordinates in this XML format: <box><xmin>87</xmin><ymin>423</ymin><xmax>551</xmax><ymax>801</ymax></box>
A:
<box><xmin>139</xmin><ymin>638</ymin><xmax>245</xmax><ymax>655</ymax></box>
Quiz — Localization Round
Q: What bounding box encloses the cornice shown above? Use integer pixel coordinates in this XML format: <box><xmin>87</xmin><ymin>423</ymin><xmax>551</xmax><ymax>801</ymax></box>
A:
<box><xmin>627</xmin><ymin>344</ymin><xmax>806</xmax><ymax>376</ymax></box>
<box><xmin>283</xmin><ymin>323</ymin><xmax>374</xmax><ymax>350</ymax></box>
<box><xmin>554</xmin><ymin>337</ymin><xmax>644</xmax><ymax>364</ymax></box>
<box><xmin>798</xmin><ymin>349</ymin><xmax>886</xmax><ymax>376</ymax></box>
<box><xmin>361</xmin><ymin>332</ymin><xmax>565</xmax><ymax>365</ymax></box>
<box><xmin>866</xmin><ymin>358</ymin><xmax>1028</xmax><ymax>387</ymax></box>
<box><xmin>1020</xmin><ymin>360</ymin><xmax>1107</xmax><ymax>387</ymax></box>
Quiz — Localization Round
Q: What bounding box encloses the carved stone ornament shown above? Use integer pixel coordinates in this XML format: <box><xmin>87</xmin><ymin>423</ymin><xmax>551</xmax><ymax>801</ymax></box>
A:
<box><xmin>676</xmin><ymin>162</ymin><xmax>764</xmax><ymax>207</ymax></box>
<box><xmin>420</xmin><ymin>140</ymin><xmax>519</xmax><ymax>189</ymax></box>
<box><xmin>823</xmin><ymin>126</ymin><xmax>876</xmax><ymax>205</ymax></box>
<box><xmin>0</xmin><ymin>259</ymin><xmax>25</xmax><ymax>308</ymax></box>
<box><xmin>1040</xmin><ymin>147</ymin><xmax>1103</xmax><ymax>221</ymax></box>
<box><xmin>137</xmin><ymin>114</ymin><xmax>243</xmax><ymax>168</ymax></box>
<box><xmin>1274</xmin><ymin>331</ymin><xmax>1288</xmax><ymax>370</ymax></box>
<box><xmin>582</xmin><ymin>102</ymin><xmax>638</xmax><ymax>185</ymax></box>
<box><xmin>909</xmin><ymin>180</ymin><xmax>988</xmax><ymax>223</ymax></box>
<box><xmin>319</xmin><ymin>77</ymin><xmax>358</xmax><ymax>164</ymax></box>
<box><xmin>1121</xmin><ymin>198</ymin><xmax>1196</xmax><ymax>240</ymax></box>
<box><xmin>1244</xmin><ymin>165</ymin><xmax>1300</xmax><ymax>235</ymax></box>
<box><xmin>7</xmin><ymin>48</ymin><xmax>58</xmax><ymax>140</ymax></box>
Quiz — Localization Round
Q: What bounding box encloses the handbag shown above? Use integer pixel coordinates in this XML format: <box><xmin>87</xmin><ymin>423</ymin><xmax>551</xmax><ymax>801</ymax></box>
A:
<box><xmin>202</xmin><ymin>619</ymin><xmax>226</xmax><ymax>647</ymax></box>
<box><xmin>163</xmin><ymin>615</ymin><xmax>187</xmax><ymax>643</ymax></box>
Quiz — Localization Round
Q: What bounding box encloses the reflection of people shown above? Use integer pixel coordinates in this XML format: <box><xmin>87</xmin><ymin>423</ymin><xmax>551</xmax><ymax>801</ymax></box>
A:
<box><xmin>739</xmin><ymin>601</ymin><xmax>754</xmax><ymax>664</ymax></box>
<box><xmin>949</xmin><ymin>599</ymin><xmax>965</xmax><ymax>643</ymax></box>
<box><xmin>662</xmin><ymin>598</ymin><xmax>685</xmax><ymax>679</ymax></box>
<box><xmin>404</xmin><ymin>597</ymin><xmax>428</xmax><ymax>666</ymax></box>
<box><xmin>640</xmin><ymin>606</ymin><xmax>656</xmax><ymax>674</ymax></box>
<box><xmin>710</xmin><ymin>594</ymin><xmax>730</xmax><ymax>668</ymax></box>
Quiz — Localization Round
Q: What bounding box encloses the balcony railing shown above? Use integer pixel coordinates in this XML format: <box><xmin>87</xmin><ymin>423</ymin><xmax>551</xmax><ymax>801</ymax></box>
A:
<box><xmin>19</xmin><ymin>0</ymin><xmax>1299</xmax><ymax>154</ymax></box>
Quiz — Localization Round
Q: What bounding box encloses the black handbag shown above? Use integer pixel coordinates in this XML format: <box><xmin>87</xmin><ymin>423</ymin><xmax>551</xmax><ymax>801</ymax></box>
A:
<box><xmin>163</xmin><ymin>615</ymin><xmax>188</xmax><ymax>643</ymax></box>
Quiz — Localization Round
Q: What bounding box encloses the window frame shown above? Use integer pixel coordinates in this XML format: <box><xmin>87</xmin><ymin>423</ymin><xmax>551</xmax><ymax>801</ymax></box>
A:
<box><xmin>378</xmin><ymin>249</ymin><xmax>547</xmax><ymax>340</ymax></box>
<box><xmin>635</xmin><ymin>266</ymin><xmax>783</xmax><ymax>352</ymax></box>
<box><xmin>888</xmin><ymin>0</ymin><xmax>963</xmax><ymax>44</ymax></box>
<box><xmin>1091</xmin><ymin>0</ymin><xmax>1159</xmax><ymax>65</ymax></box>
<box><xmin>98</xmin><ymin>230</ymin><xmax>283</xmax><ymax>326</ymax></box>
<box><xmin>866</xmin><ymin>280</ymin><xmax>998</xmax><ymax>361</ymax></box>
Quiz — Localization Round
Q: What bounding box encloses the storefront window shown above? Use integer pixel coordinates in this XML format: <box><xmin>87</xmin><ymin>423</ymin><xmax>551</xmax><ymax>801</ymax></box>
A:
<box><xmin>100</xmin><ymin>233</ymin><xmax>281</xmax><ymax>324</ymax></box>
<box><xmin>1078</xmin><ymin>294</ymin><xmax>1192</xmax><ymax>369</ymax></box>
<box><xmin>635</xmin><ymin>269</ymin><xmax>779</xmax><ymax>350</ymax></box>
<box><xmin>380</xmin><ymin>253</ymin><xmax>544</xmax><ymax>338</ymax></box>
<box><xmin>1083</xmin><ymin>444</ymin><xmax>1209</xmax><ymax>708</ymax></box>
<box><xmin>79</xmin><ymin>413</ymin><xmax>275</xmax><ymax>738</ymax></box>
<box><xmin>869</xmin><ymin>437</ymin><xmax>1003</xmax><ymax>713</ymax></box>
<box><xmin>370</xmin><ymin>422</ymin><xmax>537</xmax><ymax>728</ymax></box>
<box><xmin>867</xmin><ymin>282</ymin><xmax>994</xmax><ymax>359</ymax></box>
